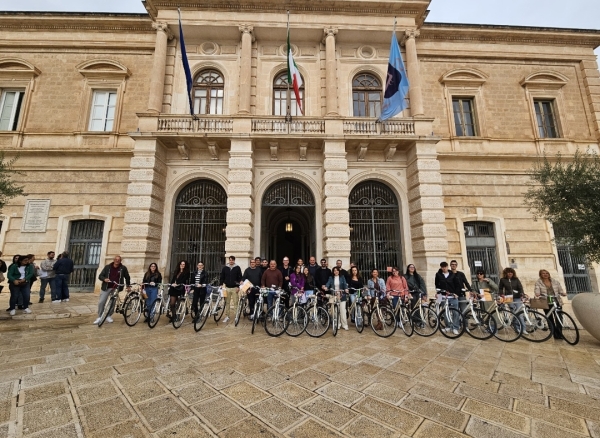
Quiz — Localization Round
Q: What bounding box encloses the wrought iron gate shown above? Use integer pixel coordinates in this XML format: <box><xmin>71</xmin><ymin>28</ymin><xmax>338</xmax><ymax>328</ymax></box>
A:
<box><xmin>464</xmin><ymin>221</ymin><xmax>499</xmax><ymax>284</ymax></box>
<box><xmin>171</xmin><ymin>180</ymin><xmax>227</xmax><ymax>280</ymax></box>
<box><xmin>556</xmin><ymin>247</ymin><xmax>592</xmax><ymax>294</ymax></box>
<box><xmin>262</xmin><ymin>180</ymin><xmax>315</xmax><ymax>207</ymax></box>
<box><xmin>349</xmin><ymin>181</ymin><xmax>402</xmax><ymax>280</ymax></box>
<box><xmin>68</xmin><ymin>220</ymin><xmax>104</xmax><ymax>290</ymax></box>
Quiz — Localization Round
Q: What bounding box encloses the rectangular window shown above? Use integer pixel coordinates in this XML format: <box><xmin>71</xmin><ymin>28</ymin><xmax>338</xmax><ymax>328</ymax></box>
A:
<box><xmin>534</xmin><ymin>99</ymin><xmax>558</xmax><ymax>138</ymax></box>
<box><xmin>0</xmin><ymin>90</ymin><xmax>24</xmax><ymax>131</ymax></box>
<box><xmin>89</xmin><ymin>90</ymin><xmax>117</xmax><ymax>131</ymax></box>
<box><xmin>452</xmin><ymin>98</ymin><xmax>477</xmax><ymax>136</ymax></box>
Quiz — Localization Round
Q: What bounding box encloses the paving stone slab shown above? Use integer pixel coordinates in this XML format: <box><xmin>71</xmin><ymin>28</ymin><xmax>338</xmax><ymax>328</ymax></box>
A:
<box><xmin>247</xmin><ymin>370</ymin><xmax>289</xmax><ymax>390</ymax></box>
<box><xmin>192</xmin><ymin>396</ymin><xmax>249</xmax><ymax>433</ymax></box>
<box><xmin>78</xmin><ymin>396</ymin><xmax>132</xmax><ymax>433</ymax></box>
<box><xmin>88</xmin><ymin>420</ymin><xmax>148</xmax><ymax>438</ymax></box>
<box><xmin>462</xmin><ymin>397</ymin><xmax>530</xmax><ymax>434</ymax></box>
<box><xmin>361</xmin><ymin>382</ymin><xmax>407</xmax><ymax>405</ymax></box>
<box><xmin>291</xmin><ymin>369</ymin><xmax>329</xmax><ymax>390</ymax></box>
<box><xmin>136</xmin><ymin>394</ymin><xmax>191</xmax><ymax>432</ymax></box>
<box><xmin>0</xmin><ymin>399</ymin><xmax>10</xmax><ymax>424</ymax></box>
<box><xmin>123</xmin><ymin>380</ymin><xmax>168</xmax><ymax>404</ymax></box>
<box><xmin>221</xmin><ymin>381</ymin><xmax>272</xmax><ymax>407</ymax></box>
<box><xmin>341</xmin><ymin>415</ymin><xmax>399</xmax><ymax>438</ymax></box>
<box><xmin>155</xmin><ymin>418</ymin><xmax>215</xmax><ymax>438</ymax></box>
<box><xmin>550</xmin><ymin>396</ymin><xmax>600</xmax><ymax>422</ymax></box>
<box><xmin>413</xmin><ymin>419</ymin><xmax>470</xmax><ymax>438</ymax></box>
<box><xmin>353</xmin><ymin>396</ymin><xmax>422</xmax><ymax>434</ymax></box>
<box><xmin>316</xmin><ymin>382</ymin><xmax>363</xmax><ymax>407</ymax></box>
<box><xmin>219</xmin><ymin>417</ymin><xmax>281</xmax><ymax>438</ymax></box>
<box><xmin>409</xmin><ymin>383</ymin><xmax>465</xmax><ymax>409</ymax></box>
<box><xmin>248</xmin><ymin>397</ymin><xmax>305</xmax><ymax>432</ymax></box>
<box><xmin>20</xmin><ymin>381</ymin><xmax>67</xmax><ymax>405</ymax></box>
<box><xmin>531</xmin><ymin>419</ymin><xmax>589</xmax><ymax>438</ymax></box>
<box><xmin>514</xmin><ymin>399</ymin><xmax>589</xmax><ymax>435</ymax></box>
<box><xmin>20</xmin><ymin>368</ymin><xmax>73</xmax><ymax>388</ymax></box>
<box><xmin>26</xmin><ymin>422</ymin><xmax>79</xmax><ymax>438</ymax></box>
<box><xmin>69</xmin><ymin>368</ymin><xmax>117</xmax><ymax>387</ymax></box>
<box><xmin>0</xmin><ymin>382</ymin><xmax>13</xmax><ymax>401</ymax></box>
<box><xmin>285</xmin><ymin>418</ymin><xmax>343</xmax><ymax>438</ymax></box>
<box><xmin>465</xmin><ymin>417</ymin><xmax>529</xmax><ymax>438</ymax></box>
<box><xmin>456</xmin><ymin>383</ymin><xmax>512</xmax><ymax>410</ymax></box>
<box><xmin>498</xmin><ymin>384</ymin><xmax>547</xmax><ymax>406</ymax></box>
<box><xmin>202</xmin><ymin>368</ymin><xmax>246</xmax><ymax>390</ymax></box>
<box><xmin>268</xmin><ymin>382</ymin><xmax>314</xmax><ymax>407</ymax></box>
<box><xmin>400</xmin><ymin>394</ymin><xmax>469</xmax><ymax>432</ymax></box>
<box><xmin>21</xmin><ymin>394</ymin><xmax>73</xmax><ymax>435</ymax></box>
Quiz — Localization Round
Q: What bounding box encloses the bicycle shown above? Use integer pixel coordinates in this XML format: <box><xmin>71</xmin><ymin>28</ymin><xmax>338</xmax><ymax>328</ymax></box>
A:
<box><xmin>325</xmin><ymin>289</ymin><xmax>345</xmax><ymax>336</ymax></box>
<box><xmin>194</xmin><ymin>285</ymin><xmax>226</xmax><ymax>332</ymax></box>
<box><xmin>123</xmin><ymin>283</ymin><xmax>146</xmax><ymax>327</ymax></box>
<box><xmin>304</xmin><ymin>290</ymin><xmax>330</xmax><ymax>337</ymax></box>
<box><xmin>284</xmin><ymin>287</ymin><xmax>308</xmax><ymax>337</ymax></box>
<box><xmin>147</xmin><ymin>283</ymin><xmax>171</xmax><ymax>328</ymax></box>
<box><xmin>536</xmin><ymin>294</ymin><xmax>579</xmax><ymax>345</ymax></box>
<box><xmin>461</xmin><ymin>294</ymin><xmax>495</xmax><ymax>340</ymax></box>
<box><xmin>234</xmin><ymin>286</ymin><xmax>249</xmax><ymax>327</ymax></box>
<box><xmin>433</xmin><ymin>290</ymin><xmax>464</xmax><ymax>339</ymax></box>
<box><xmin>264</xmin><ymin>288</ymin><xmax>288</xmax><ymax>337</ymax></box>
<box><xmin>98</xmin><ymin>281</ymin><xmax>131</xmax><ymax>327</ymax></box>
<box><xmin>511</xmin><ymin>297</ymin><xmax>553</xmax><ymax>343</ymax></box>
<box><xmin>389</xmin><ymin>290</ymin><xmax>414</xmax><ymax>337</ymax></box>
<box><xmin>250</xmin><ymin>287</ymin><xmax>269</xmax><ymax>335</ymax></box>
<box><xmin>407</xmin><ymin>289</ymin><xmax>438</xmax><ymax>337</ymax></box>
<box><xmin>485</xmin><ymin>296</ymin><xmax>523</xmax><ymax>342</ymax></box>
<box><xmin>369</xmin><ymin>294</ymin><xmax>396</xmax><ymax>338</ymax></box>
<box><xmin>171</xmin><ymin>284</ymin><xmax>195</xmax><ymax>329</ymax></box>
<box><xmin>347</xmin><ymin>287</ymin><xmax>366</xmax><ymax>333</ymax></box>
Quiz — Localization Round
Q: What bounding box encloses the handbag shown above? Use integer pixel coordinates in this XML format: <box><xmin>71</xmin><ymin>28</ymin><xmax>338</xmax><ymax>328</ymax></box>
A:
<box><xmin>529</xmin><ymin>296</ymin><xmax>549</xmax><ymax>310</ymax></box>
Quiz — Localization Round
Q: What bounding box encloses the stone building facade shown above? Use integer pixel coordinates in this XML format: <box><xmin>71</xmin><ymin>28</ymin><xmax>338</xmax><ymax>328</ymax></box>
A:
<box><xmin>0</xmin><ymin>0</ymin><xmax>599</xmax><ymax>294</ymax></box>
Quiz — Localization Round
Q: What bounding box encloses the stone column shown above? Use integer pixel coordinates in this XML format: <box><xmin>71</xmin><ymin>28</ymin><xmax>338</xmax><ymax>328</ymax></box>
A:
<box><xmin>406</xmin><ymin>141</ymin><xmax>447</xmax><ymax>295</ymax></box>
<box><xmin>238</xmin><ymin>24</ymin><xmax>254</xmax><ymax>115</ymax></box>
<box><xmin>322</xmin><ymin>140</ymin><xmax>351</xmax><ymax>266</ymax></box>
<box><xmin>121</xmin><ymin>138</ymin><xmax>167</xmax><ymax>278</ymax></box>
<box><xmin>225</xmin><ymin>139</ymin><xmax>254</xmax><ymax>266</ymax></box>
<box><xmin>323</xmin><ymin>27</ymin><xmax>339</xmax><ymax>116</ymax></box>
<box><xmin>147</xmin><ymin>22</ymin><xmax>172</xmax><ymax>113</ymax></box>
<box><xmin>404</xmin><ymin>29</ymin><xmax>424</xmax><ymax>117</ymax></box>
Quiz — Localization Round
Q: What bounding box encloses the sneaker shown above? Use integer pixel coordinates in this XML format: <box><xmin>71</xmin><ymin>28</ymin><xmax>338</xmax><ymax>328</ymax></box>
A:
<box><xmin>93</xmin><ymin>318</ymin><xmax>101</xmax><ymax>324</ymax></box>
<box><xmin>23</xmin><ymin>308</ymin><xmax>32</xmax><ymax>314</ymax></box>
<box><xmin>222</xmin><ymin>316</ymin><xmax>230</xmax><ymax>323</ymax></box>
<box><xmin>62</xmin><ymin>299</ymin><xmax>69</xmax><ymax>302</ymax></box>
<box><xmin>106</xmin><ymin>316</ymin><xmax>114</xmax><ymax>323</ymax></box>
<box><xmin>249</xmin><ymin>315</ymin><xmax>254</xmax><ymax>321</ymax></box>
<box><xmin>343</xmin><ymin>326</ymin><xmax>349</xmax><ymax>331</ymax></box>
<box><xmin>9</xmin><ymin>309</ymin><xmax>16</xmax><ymax>316</ymax></box>
<box><xmin>38</xmin><ymin>298</ymin><xmax>44</xmax><ymax>303</ymax></box>
<box><xmin>51</xmin><ymin>300</ymin><xmax>61</xmax><ymax>304</ymax></box>
<box><xmin>441</xmin><ymin>327</ymin><xmax>449</xmax><ymax>333</ymax></box>
<box><xmin>452</xmin><ymin>329</ymin><xmax>459</xmax><ymax>335</ymax></box>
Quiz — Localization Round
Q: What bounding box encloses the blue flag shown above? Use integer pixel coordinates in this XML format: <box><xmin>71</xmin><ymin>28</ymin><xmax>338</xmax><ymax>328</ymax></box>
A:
<box><xmin>379</xmin><ymin>31</ymin><xmax>409</xmax><ymax>121</ymax></box>
<box><xmin>178</xmin><ymin>9</ymin><xmax>194</xmax><ymax>116</ymax></box>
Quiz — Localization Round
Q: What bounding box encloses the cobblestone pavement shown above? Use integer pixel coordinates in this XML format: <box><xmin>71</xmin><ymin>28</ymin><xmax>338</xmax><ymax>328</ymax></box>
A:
<box><xmin>1</xmin><ymin>293</ymin><xmax>600</xmax><ymax>437</ymax></box>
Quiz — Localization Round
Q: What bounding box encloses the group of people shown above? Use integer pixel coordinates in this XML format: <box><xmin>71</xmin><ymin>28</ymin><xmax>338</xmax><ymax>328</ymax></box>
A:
<box><xmin>0</xmin><ymin>250</ymin><xmax>74</xmax><ymax>316</ymax></box>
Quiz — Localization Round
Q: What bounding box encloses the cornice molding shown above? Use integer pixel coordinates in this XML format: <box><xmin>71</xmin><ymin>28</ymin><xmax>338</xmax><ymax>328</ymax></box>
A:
<box><xmin>0</xmin><ymin>14</ymin><xmax>154</xmax><ymax>33</ymax></box>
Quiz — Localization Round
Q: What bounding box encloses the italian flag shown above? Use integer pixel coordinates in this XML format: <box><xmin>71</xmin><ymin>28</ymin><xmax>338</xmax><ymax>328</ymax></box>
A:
<box><xmin>287</xmin><ymin>28</ymin><xmax>303</xmax><ymax>115</ymax></box>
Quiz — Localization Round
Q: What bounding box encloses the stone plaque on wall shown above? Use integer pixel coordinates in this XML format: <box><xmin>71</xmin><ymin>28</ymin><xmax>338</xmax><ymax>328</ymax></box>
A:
<box><xmin>21</xmin><ymin>199</ymin><xmax>51</xmax><ymax>233</ymax></box>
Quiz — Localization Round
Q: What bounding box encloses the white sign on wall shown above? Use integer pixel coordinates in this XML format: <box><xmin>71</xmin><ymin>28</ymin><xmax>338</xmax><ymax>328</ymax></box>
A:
<box><xmin>474</xmin><ymin>261</ymin><xmax>483</xmax><ymax>267</ymax></box>
<box><xmin>21</xmin><ymin>199</ymin><xmax>51</xmax><ymax>233</ymax></box>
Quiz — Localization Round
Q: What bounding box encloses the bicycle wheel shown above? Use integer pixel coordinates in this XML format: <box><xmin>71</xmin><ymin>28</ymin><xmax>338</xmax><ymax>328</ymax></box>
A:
<box><xmin>557</xmin><ymin>311</ymin><xmax>579</xmax><ymax>346</ymax></box>
<box><xmin>214</xmin><ymin>297</ymin><xmax>226</xmax><ymax>322</ymax></box>
<box><xmin>493</xmin><ymin>309</ymin><xmax>522</xmax><ymax>342</ymax></box>
<box><xmin>438</xmin><ymin>308</ymin><xmax>464</xmax><ymax>339</ymax></box>
<box><xmin>265</xmin><ymin>304</ymin><xmax>287</xmax><ymax>337</ymax></box>
<box><xmin>194</xmin><ymin>302</ymin><xmax>210</xmax><ymax>332</ymax></box>
<box><xmin>124</xmin><ymin>296</ymin><xmax>142</xmax><ymax>327</ymax></box>
<box><xmin>172</xmin><ymin>299</ymin><xmax>186</xmax><ymax>329</ymax></box>
<box><xmin>332</xmin><ymin>305</ymin><xmax>339</xmax><ymax>337</ymax></box>
<box><xmin>305</xmin><ymin>305</ymin><xmax>330</xmax><ymax>338</ymax></box>
<box><xmin>98</xmin><ymin>295</ymin><xmax>116</xmax><ymax>328</ymax></box>
<box><xmin>148</xmin><ymin>299</ymin><xmax>162</xmax><ymax>328</ymax></box>
<box><xmin>234</xmin><ymin>296</ymin><xmax>245</xmax><ymax>327</ymax></box>
<box><xmin>285</xmin><ymin>306</ymin><xmax>307</xmax><ymax>337</ymax></box>
<box><xmin>521</xmin><ymin>309</ymin><xmax>553</xmax><ymax>343</ymax></box>
<box><xmin>370</xmin><ymin>307</ymin><xmax>397</xmax><ymax>338</ymax></box>
<box><xmin>412</xmin><ymin>306</ymin><xmax>438</xmax><ymax>337</ymax></box>
<box><xmin>355</xmin><ymin>305</ymin><xmax>364</xmax><ymax>333</ymax></box>
<box><xmin>397</xmin><ymin>307</ymin><xmax>414</xmax><ymax>337</ymax></box>
<box><xmin>251</xmin><ymin>304</ymin><xmax>260</xmax><ymax>335</ymax></box>
<box><xmin>463</xmin><ymin>308</ymin><xmax>494</xmax><ymax>340</ymax></box>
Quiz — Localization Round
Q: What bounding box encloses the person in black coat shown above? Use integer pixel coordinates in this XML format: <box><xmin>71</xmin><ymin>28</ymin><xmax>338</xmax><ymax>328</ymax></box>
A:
<box><xmin>315</xmin><ymin>259</ymin><xmax>332</xmax><ymax>291</ymax></box>
<box><xmin>242</xmin><ymin>258</ymin><xmax>262</xmax><ymax>319</ymax></box>
<box><xmin>0</xmin><ymin>251</ymin><xmax>7</xmax><ymax>295</ymax></box>
<box><xmin>192</xmin><ymin>261</ymin><xmax>208</xmax><ymax>319</ymax></box>
<box><xmin>169</xmin><ymin>260</ymin><xmax>191</xmax><ymax>320</ymax></box>
<box><xmin>434</xmin><ymin>261</ymin><xmax>462</xmax><ymax>333</ymax></box>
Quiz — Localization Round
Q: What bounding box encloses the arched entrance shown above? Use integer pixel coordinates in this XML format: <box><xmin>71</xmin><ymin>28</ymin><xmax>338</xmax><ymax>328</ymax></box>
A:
<box><xmin>349</xmin><ymin>181</ymin><xmax>402</xmax><ymax>279</ymax></box>
<box><xmin>171</xmin><ymin>180</ymin><xmax>227</xmax><ymax>279</ymax></box>
<box><xmin>261</xmin><ymin>180</ymin><xmax>315</xmax><ymax>263</ymax></box>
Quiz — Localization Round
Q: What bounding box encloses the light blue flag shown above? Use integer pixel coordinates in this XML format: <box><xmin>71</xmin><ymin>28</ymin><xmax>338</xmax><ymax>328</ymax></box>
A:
<box><xmin>379</xmin><ymin>31</ymin><xmax>409</xmax><ymax>121</ymax></box>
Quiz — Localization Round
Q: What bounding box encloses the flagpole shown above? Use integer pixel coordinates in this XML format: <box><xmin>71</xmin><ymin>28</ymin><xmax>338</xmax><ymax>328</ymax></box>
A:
<box><xmin>286</xmin><ymin>10</ymin><xmax>292</xmax><ymax>123</ymax></box>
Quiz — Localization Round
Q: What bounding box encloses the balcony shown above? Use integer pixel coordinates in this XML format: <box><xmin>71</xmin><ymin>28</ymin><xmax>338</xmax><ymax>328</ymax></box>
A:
<box><xmin>343</xmin><ymin>119</ymin><xmax>416</xmax><ymax>135</ymax></box>
<box><xmin>251</xmin><ymin>117</ymin><xmax>325</xmax><ymax>134</ymax></box>
<box><xmin>157</xmin><ymin>115</ymin><xmax>233</xmax><ymax>133</ymax></box>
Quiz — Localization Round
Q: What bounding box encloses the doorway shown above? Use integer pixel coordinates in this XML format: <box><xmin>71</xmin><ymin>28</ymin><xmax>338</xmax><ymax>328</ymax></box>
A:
<box><xmin>261</xmin><ymin>180</ymin><xmax>315</xmax><ymax>264</ymax></box>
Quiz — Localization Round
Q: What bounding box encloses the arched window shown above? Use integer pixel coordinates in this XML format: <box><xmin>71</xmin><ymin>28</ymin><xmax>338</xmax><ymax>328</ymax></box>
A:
<box><xmin>273</xmin><ymin>71</ymin><xmax>304</xmax><ymax>116</ymax></box>
<box><xmin>352</xmin><ymin>73</ymin><xmax>382</xmax><ymax>118</ymax></box>
<box><xmin>193</xmin><ymin>69</ymin><xmax>224</xmax><ymax>115</ymax></box>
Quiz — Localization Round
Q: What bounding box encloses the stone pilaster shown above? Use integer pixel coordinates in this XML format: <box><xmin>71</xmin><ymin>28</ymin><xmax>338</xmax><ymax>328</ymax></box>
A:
<box><xmin>404</xmin><ymin>29</ymin><xmax>424</xmax><ymax>117</ymax></box>
<box><xmin>147</xmin><ymin>22</ymin><xmax>172</xmax><ymax>113</ymax></box>
<box><xmin>323</xmin><ymin>27</ymin><xmax>339</xmax><ymax>116</ymax></box>
<box><xmin>580</xmin><ymin>59</ymin><xmax>600</xmax><ymax>141</ymax></box>
<box><xmin>322</xmin><ymin>140</ymin><xmax>351</xmax><ymax>265</ymax></box>
<box><xmin>238</xmin><ymin>24</ymin><xmax>254</xmax><ymax>115</ymax></box>
<box><xmin>406</xmin><ymin>141</ymin><xmax>447</xmax><ymax>295</ymax></box>
<box><xmin>225</xmin><ymin>139</ymin><xmax>254</xmax><ymax>266</ymax></box>
<box><xmin>121</xmin><ymin>138</ymin><xmax>167</xmax><ymax>279</ymax></box>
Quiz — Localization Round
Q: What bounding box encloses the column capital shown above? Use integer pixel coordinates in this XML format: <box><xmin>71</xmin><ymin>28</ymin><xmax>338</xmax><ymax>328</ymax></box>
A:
<box><xmin>152</xmin><ymin>21</ymin><xmax>174</xmax><ymax>40</ymax></box>
<box><xmin>403</xmin><ymin>29</ymin><xmax>421</xmax><ymax>41</ymax></box>
<box><xmin>239</xmin><ymin>24</ymin><xmax>256</xmax><ymax>42</ymax></box>
<box><xmin>322</xmin><ymin>27</ymin><xmax>338</xmax><ymax>43</ymax></box>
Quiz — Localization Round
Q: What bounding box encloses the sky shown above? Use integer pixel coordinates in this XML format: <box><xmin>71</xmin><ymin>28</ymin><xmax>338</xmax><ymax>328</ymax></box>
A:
<box><xmin>2</xmin><ymin>0</ymin><xmax>599</xmax><ymax>57</ymax></box>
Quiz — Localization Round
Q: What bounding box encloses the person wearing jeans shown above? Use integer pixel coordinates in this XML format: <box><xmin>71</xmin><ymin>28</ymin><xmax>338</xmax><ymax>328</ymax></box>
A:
<box><xmin>94</xmin><ymin>256</ymin><xmax>131</xmax><ymax>324</ymax></box>
<box><xmin>39</xmin><ymin>251</ymin><xmax>56</xmax><ymax>303</ymax></box>
<box><xmin>498</xmin><ymin>267</ymin><xmax>526</xmax><ymax>332</ymax></box>
<box><xmin>261</xmin><ymin>260</ymin><xmax>283</xmax><ymax>312</ymax></box>
<box><xmin>434</xmin><ymin>261</ymin><xmax>462</xmax><ymax>334</ymax></box>
<box><xmin>143</xmin><ymin>263</ymin><xmax>162</xmax><ymax>322</ymax></box>
<box><xmin>53</xmin><ymin>251</ymin><xmax>74</xmax><ymax>303</ymax></box>
<box><xmin>7</xmin><ymin>255</ymin><xmax>34</xmax><ymax>316</ymax></box>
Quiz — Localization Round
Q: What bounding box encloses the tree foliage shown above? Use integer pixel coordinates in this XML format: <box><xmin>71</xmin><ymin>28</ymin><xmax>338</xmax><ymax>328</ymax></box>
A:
<box><xmin>524</xmin><ymin>149</ymin><xmax>600</xmax><ymax>263</ymax></box>
<box><xmin>0</xmin><ymin>152</ymin><xmax>26</xmax><ymax>213</ymax></box>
